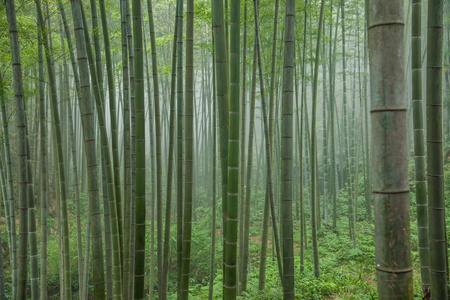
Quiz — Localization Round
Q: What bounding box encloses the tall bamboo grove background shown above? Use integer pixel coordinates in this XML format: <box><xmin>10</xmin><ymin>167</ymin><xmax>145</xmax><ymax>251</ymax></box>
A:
<box><xmin>0</xmin><ymin>0</ymin><xmax>449</xmax><ymax>299</ymax></box>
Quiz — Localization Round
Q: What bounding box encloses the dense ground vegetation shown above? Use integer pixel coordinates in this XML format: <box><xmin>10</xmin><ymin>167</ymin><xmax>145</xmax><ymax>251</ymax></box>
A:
<box><xmin>2</xmin><ymin>158</ymin><xmax>449</xmax><ymax>299</ymax></box>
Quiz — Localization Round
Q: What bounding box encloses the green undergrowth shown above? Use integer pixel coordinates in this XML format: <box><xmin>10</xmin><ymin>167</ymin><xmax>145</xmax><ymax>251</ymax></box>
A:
<box><xmin>172</xmin><ymin>171</ymin><xmax>434</xmax><ymax>300</ymax></box>
<box><xmin>181</xmin><ymin>212</ymin><xmax>427</xmax><ymax>299</ymax></box>
<box><xmin>183</xmin><ymin>216</ymin><xmax>377</xmax><ymax>300</ymax></box>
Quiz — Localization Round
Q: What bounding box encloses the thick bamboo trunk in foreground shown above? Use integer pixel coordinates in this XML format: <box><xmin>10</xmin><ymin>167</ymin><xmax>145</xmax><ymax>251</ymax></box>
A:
<box><xmin>368</xmin><ymin>0</ymin><xmax>413</xmax><ymax>298</ymax></box>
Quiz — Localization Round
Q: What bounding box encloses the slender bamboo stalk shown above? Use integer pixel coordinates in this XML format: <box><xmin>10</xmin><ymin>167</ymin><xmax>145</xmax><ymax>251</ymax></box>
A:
<box><xmin>253</xmin><ymin>0</ymin><xmax>283</xmax><ymax>286</ymax></box>
<box><xmin>78</xmin><ymin>4</ymin><xmax>123</xmax><ymax>296</ymax></box>
<box><xmin>120</xmin><ymin>0</ymin><xmax>132</xmax><ymax>296</ymax></box>
<box><xmin>208</xmin><ymin>49</ymin><xmax>217</xmax><ymax>300</ymax></box>
<box><xmin>321</xmin><ymin>31</ymin><xmax>328</xmax><ymax>226</ymax></box>
<box><xmin>426</xmin><ymin>0</ymin><xmax>447</xmax><ymax>298</ymax></box>
<box><xmin>281</xmin><ymin>0</ymin><xmax>295</xmax><ymax>296</ymax></box>
<box><xmin>0</xmin><ymin>68</ymin><xmax>17</xmax><ymax>300</ymax></box>
<box><xmin>310</xmin><ymin>0</ymin><xmax>326</xmax><ymax>278</ymax></box>
<box><xmin>329</xmin><ymin>2</ymin><xmax>340</xmax><ymax>229</ymax></box>
<box><xmin>58</xmin><ymin>23</ymin><xmax>85</xmax><ymax>298</ymax></box>
<box><xmin>411</xmin><ymin>0</ymin><xmax>430</xmax><ymax>295</ymax></box>
<box><xmin>5</xmin><ymin>1</ymin><xmax>28</xmax><ymax>298</ymax></box>
<box><xmin>25</xmin><ymin>106</ymin><xmax>39</xmax><ymax>300</ymax></box>
<box><xmin>340</xmin><ymin>0</ymin><xmax>356</xmax><ymax>248</ymax></box>
<box><xmin>99</xmin><ymin>0</ymin><xmax>123</xmax><ymax>263</ymax></box>
<box><xmin>267</xmin><ymin>0</ymin><xmax>280</xmax><ymax>236</ymax></box>
<box><xmin>36</xmin><ymin>30</ymin><xmax>49</xmax><ymax>300</ymax></box>
<box><xmin>361</xmin><ymin>2</ymin><xmax>371</xmax><ymax>222</ymax></box>
<box><xmin>68</xmin><ymin>0</ymin><xmax>106</xmax><ymax>297</ymax></box>
<box><xmin>126</xmin><ymin>0</ymin><xmax>137</xmax><ymax>291</ymax></box>
<box><xmin>180</xmin><ymin>0</ymin><xmax>194</xmax><ymax>298</ymax></box>
<box><xmin>143</xmin><ymin>33</ymin><xmax>156</xmax><ymax>300</ymax></box>
<box><xmin>224</xmin><ymin>0</ymin><xmax>240</xmax><ymax>297</ymax></box>
<box><xmin>132</xmin><ymin>0</ymin><xmax>146</xmax><ymax>297</ymax></box>
<box><xmin>35</xmin><ymin>2</ymin><xmax>72</xmax><ymax>297</ymax></box>
<box><xmin>241</xmin><ymin>44</ymin><xmax>257</xmax><ymax>295</ymax></box>
<box><xmin>143</xmin><ymin>0</ymin><xmax>163</xmax><ymax>294</ymax></box>
<box><xmin>160</xmin><ymin>0</ymin><xmax>182</xmax><ymax>295</ymax></box>
<box><xmin>0</xmin><ymin>202</ymin><xmax>4</xmax><ymax>300</ymax></box>
<box><xmin>298</xmin><ymin>0</ymin><xmax>308</xmax><ymax>273</ymax></box>
<box><xmin>211</xmin><ymin>0</ymin><xmax>229</xmax><ymax>237</ymax></box>
<box><xmin>0</xmin><ymin>132</ymin><xmax>8</xmax><ymax>300</ymax></box>
<box><xmin>176</xmin><ymin>0</ymin><xmax>184</xmax><ymax>296</ymax></box>
<box><xmin>238</xmin><ymin>2</ymin><xmax>247</xmax><ymax>291</ymax></box>
<box><xmin>258</xmin><ymin>0</ymin><xmax>281</xmax><ymax>285</ymax></box>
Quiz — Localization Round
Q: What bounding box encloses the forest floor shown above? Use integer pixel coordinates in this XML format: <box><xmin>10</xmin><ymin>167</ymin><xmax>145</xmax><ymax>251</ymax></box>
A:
<box><xmin>233</xmin><ymin>216</ymin><xmax>422</xmax><ymax>300</ymax></box>
<box><xmin>184</xmin><ymin>186</ymin><xmax>427</xmax><ymax>299</ymax></box>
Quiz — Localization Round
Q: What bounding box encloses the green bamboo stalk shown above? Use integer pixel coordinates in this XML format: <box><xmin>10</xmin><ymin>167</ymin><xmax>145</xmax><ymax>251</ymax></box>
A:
<box><xmin>5</xmin><ymin>0</ymin><xmax>29</xmax><ymax>298</ymax></box>
<box><xmin>0</xmin><ymin>69</ymin><xmax>17</xmax><ymax>298</ymax></box>
<box><xmin>0</xmin><ymin>67</ymin><xmax>17</xmax><ymax>300</ymax></box>
<box><xmin>224</xmin><ymin>0</ymin><xmax>240</xmax><ymax>297</ymax></box>
<box><xmin>340</xmin><ymin>0</ymin><xmax>356</xmax><ymax>248</ymax></box>
<box><xmin>298</xmin><ymin>0</ymin><xmax>308</xmax><ymax>273</ymax></box>
<box><xmin>143</xmin><ymin>33</ymin><xmax>155</xmax><ymax>300</ymax></box>
<box><xmin>281</xmin><ymin>0</ymin><xmax>295</xmax><ymax>296</ymax></box>
<box><xmin>238</xmin><ymin>2</ymin><xmax>247</xmax><ymax>291</ymax></box>
<box><xmin>126</xmin><ymin>0</ymin><xmax>137</xmax><ymax>291</ymax></box>
<box><xmin>99</xmin><ymin>0</ymin><xmax>123</xmax><ymax>263</ymax></box>
<box><xmin>36</xmin><ymin>31</ymin><xmax>49</xmax><ymax>300</ymax></box>
<box><xmin>368</xmin><ymin>0</ymin><xmax>413</xmax><ymax>297</ymax></box>
<box><xmin>58</xmin><ymin>2</ymin><xmax>93</xmax><ymax>297</ymax></box>
<box><xmin>310</xmin><ymin>0</ymin><xmax>326</xmax><ymax>278</ymax></box>
<box><xmin>89</xmin><ymin>0</ymin><xmax>103</xmax><ymax>105</ymax></box>
<box><xmin>411</xmin><ymin>0</ymin><xmax>430</xmax><ymax>295</ymax></box>
<box><xmin>329</xmin><ymin>1</ymin><xmax>339</xmax><ymax>229</ymax></box>
<box><xmin>240</xmin><ymin>44</ymin><xmax>257</xmax><ymax>295</ymax></box>
<box><xmin>101</xmin><ymin>153</ymin><xmax>113</xmax><ymax>299</ymax></box>
<box><xmin>362</xmin><ymin>1</ymin><xmax>371</xmax><ymax>222</ymax></box>
<box><xmin>24</xmin><ymin>106</ymin><xmax>39</xmax><ymax>300</ymax></box>
<box><xmin>258</xmin><ymin>0</ymin><xmax>280</xmax><ymax>284</ymax></box>
<box><xmin>176</xmin><ymin>0</ymin><xmax>184</xmax><ymax>296</ymax></box>
<box><xmin>35</xmin><ymin>2</ymin><xmax>72</xmax><ymax>297</ymax></box>
<box><xmin>0</xmin><ymin>147</ymin><xmax>7</xmax><ymax>300</ymax></box>
<box><xmin>321</xmin><ymin>31</ymin><xmax>328</xmax><ymax>226</ymax></box>
<box><xmin>211</xmin><ymin>0</ymin><xmax>229</xmax><ymax>245</ymax></box>
<box><xmin>295</xmin><ymin>62</ymin><xmax>305</xmax><ymax>272</ymax></box>
<box><xmin>143</xmin><ymin>0</ymin><xmax>163</xmax><ymax>294</ymax></box>
<box><xmin>209</xmin><ymin>49</ymin><xmax>217</xmax><ymax>300</ymax></box>
<box><xmin>68</xmin><ymin>0</ymin><xmax>106</xmax><ymax>297</ymax></box>
<box><xmin>81</xmin><ymin>213</ymin><xmax>91</xmax><ymax>300</ymax></box>
<box><xmin>78</xmin><ymin>3</ymin><xmax>123</xmax><ymax>296</ymax></box>
<box><xmin>120</xmin><ymin>0</ymin><xmax>132</xmax><ymax>296</ymax></box>
<box><xmin>180</xmin><ymin>0</ymin><xmax>194</xmax><ymax>298</ymax></box>
<box><xmin>59</xmin><ymin>23</ymin><xmax>85</xmax><ymax>298</ymax></box>
<box><xmin>267</xmin><ymin>0</ymin><xmax>280</xmax><ymax>223</ymax></box>
<box><xmin>426</xmin><ymin>0</ymin><xmax>447</xmax><ymax>298</ymax></box>
<box><xmin>132</xmin><ymin>0</ymin><xmax>146</xmax><ymax>297</ymax></box>
<box><xmin>253</xmin><ymin>0</ymin><xmax>283</xmax><ymax>287</ymax></box>
<box><xmin>349</xmin><ymin>54</ymin><xmax>357</xmax><ymax>233</ymax></box>
<box><xmin>52</xmin><ymin>133</ymin><xmax>64</xmax><ymax>299</ymax></box>
<box><xmin>160</xmin><ymin>0</ymin><xmax>182</xmax><ymax>295</ymax></box>
<box><xmin>0</xmin><ymin>199</ymin><xmax>4</xmax><ymax>300</ymax></box>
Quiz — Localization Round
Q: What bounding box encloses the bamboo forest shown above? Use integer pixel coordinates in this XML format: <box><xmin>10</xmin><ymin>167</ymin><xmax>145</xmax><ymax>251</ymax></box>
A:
<box><xmin>1</xmin><ymin>0</ymin><xmax>450</xmax><ymax>299</ymax></box>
